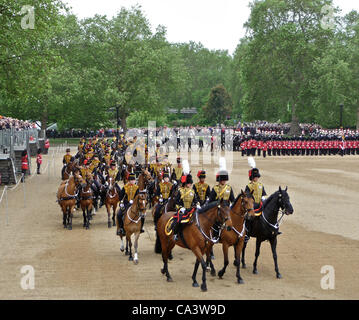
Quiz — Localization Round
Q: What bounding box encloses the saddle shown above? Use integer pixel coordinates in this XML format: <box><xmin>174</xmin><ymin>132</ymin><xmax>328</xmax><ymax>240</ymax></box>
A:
<box><xmin>164</xmin><ymin>207</ymin><xmax>195</xmax><ymax>236</ymax></box>
<box><xmin>253</xmin><ymin>201</ymin><xmax>263</xmax><ymax>216</ymax></box>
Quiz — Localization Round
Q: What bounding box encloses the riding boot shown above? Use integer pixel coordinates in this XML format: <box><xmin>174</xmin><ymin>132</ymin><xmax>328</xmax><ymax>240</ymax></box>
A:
<box><xmin>117</xmin><ymin>210</ymin><xmax>125</xmax><ymax>235</ymax></box>
<box><xmin>140</xmin><ymin>216</ymin><xmax>145</xmax><ymax>233</ymax></box>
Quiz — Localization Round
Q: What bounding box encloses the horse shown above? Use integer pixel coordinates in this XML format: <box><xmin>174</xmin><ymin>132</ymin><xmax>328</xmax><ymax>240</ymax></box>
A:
<box><xmin>206</xmin><ymin>190</ymin><xmax>255</xmax><ymax>283</ymax></box>
<box><xmin>57</xmin><ymin>171</ymin><xmax>86</xmax><ymax>230</ymax></box>
<box><xmin>80</xmin><ymin>173</ymin><xmax>95</xmax><ymax>230</ymax></box>
<box><xmin>156</xmin><ymin>199</ymin><xmax>232</xmax><ymax>292</ymax></box>
<box><xmin>117</xmin><ymin>192</ymin><xmax>147</xmax><ymax>264</ymax></box>
<box><xmin>105</xmin><ymin>177</ymin><xmax>120</xmax><ymax>228</ymax></box>
<box><xmin>62</xmin><ymin>160</ymin><xmax>77</xmax><ymax>180</ymax></box>
<box><xmin>241</xmin><ymin>186</ymin><xmax>294</xmax><ymax>279</ymax></box>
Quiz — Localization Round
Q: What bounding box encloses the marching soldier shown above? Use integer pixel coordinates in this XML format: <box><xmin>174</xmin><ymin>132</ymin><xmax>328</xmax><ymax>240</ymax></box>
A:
<box><xmin>193</xmin><ymin>170</ymin><xmax>210</xmax><ymax>206</ymax></box>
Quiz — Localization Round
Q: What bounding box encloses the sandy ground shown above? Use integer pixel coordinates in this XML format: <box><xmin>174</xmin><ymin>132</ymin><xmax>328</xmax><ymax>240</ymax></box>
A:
<box><xmin>0</xmin><ymin>147</ymin><xmax>358</xmax><ymax>300</ymax></box>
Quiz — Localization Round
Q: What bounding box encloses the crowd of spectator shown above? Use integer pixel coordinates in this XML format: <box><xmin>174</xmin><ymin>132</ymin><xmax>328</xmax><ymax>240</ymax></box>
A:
<box><xmin>0</xmin><ymin>116</ymin><xmax>35</xmax><ymax>130</ymax></box>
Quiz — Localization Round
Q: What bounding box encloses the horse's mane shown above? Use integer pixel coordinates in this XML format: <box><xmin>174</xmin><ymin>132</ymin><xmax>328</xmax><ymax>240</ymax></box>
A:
<box><xmin>231</xmin><ymin>194</ymin><xmax>241</xmax><ymax>209</ymax></box>
<box><xmin>263</xmin><ymin>191</ymin><xmax>279</xmax><ymax>210</ymax></box>
<box><xmin>198</xmin><ymin>201</ymin><xmax>219</xmax><ymax>214</ymax></box>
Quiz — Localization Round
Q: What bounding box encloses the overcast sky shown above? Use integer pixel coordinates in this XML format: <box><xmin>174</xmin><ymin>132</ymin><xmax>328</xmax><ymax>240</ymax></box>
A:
<box><xmin>64</xmin><ymin>0</ymin><xmax>359</xmax><ymax>55</ymax></box>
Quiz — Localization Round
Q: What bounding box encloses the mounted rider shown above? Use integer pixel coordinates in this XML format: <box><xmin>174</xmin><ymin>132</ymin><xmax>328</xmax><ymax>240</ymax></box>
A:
<box><xmin>117</xmin><ymin>171</ymin><xmax>145</xmax><ymax>235</ymax></box>
<box><xmin>61</xmin><ymin>148</ymin><xmax>74</xmax><ymax>179</ymax></box>
<box><xmin>171</xmin><ymin>156</ymin><xmax>183</xmax><ymax>183</ymax></box>
<box><xmin>170</xmin><ymin>161</ymin><xmax>199</xmax><ymax>240</ymax></box>
<box><xmin>193</xmin><ymin>170</ymin><xmax>210</xmax><ymax>206</ymax></box>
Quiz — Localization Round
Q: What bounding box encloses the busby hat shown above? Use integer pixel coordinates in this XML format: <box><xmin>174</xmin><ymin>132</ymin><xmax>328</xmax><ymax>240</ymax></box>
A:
<box><xmin>66</xmin><ymin>148</ymin><xmax>71</xmax><ymax>152</ymax></box>
<box><xmin>185</xmin><ymin>174</ymin><xmax>193</xmax><ymax>184</ymax></box>
<box><xmin>129</xmin><ymin>171</ymin><xmax>136</xmax><ymax>180</ymax></box>
<box><xmin>197</xmin><ymin>170</ymin><xmax>206</xmax><ymax>179</ymax></box>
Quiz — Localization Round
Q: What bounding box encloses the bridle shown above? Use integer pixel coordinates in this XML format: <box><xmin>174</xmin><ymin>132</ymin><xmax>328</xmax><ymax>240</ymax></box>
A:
<box><xmin>195</xmin><ymin>203</ymin><xmax>231</xmax><ymax>244</ymax></box>
<box><xmin>231</xmin><ymin>194</ymin><xmax>254</xmax><ymax>238</ymax></box>
<box><xmin>261</xmin><ymin>192</ymin><xmax>287</xmax><ymax>230</ymax></box>
<box><xmin>126</xmin><ymin>194</ymin><xmax>147</xmax><ymax>224</ymax></box>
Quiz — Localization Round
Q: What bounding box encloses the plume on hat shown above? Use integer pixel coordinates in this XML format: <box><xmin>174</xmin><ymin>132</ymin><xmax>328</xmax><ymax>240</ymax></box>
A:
<box><xmin>248</xmin><ymin>156</ymin><xmax>256</xmax><ymax>169</ymax></box>
<box><xmin>182</xmin><ymin>159</ymin><xmax>190</xmax><ymax>175</ymax></box>
<box><xmin>219</xmin><ymin>157</ymin><xmax>226</xmax><ymax>171</ymax></box>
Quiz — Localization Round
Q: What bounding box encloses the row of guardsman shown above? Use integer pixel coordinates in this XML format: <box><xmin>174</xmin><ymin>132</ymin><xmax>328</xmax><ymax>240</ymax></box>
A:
<box><xmin>57</xmin><ymin>136</ymin><xmax>294</xmax><ymax>291</ymax></box>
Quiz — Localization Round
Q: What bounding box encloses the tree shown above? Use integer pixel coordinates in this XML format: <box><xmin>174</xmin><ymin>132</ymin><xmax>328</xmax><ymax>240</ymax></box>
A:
<box><xmin>203</xmin><ymin>84</ymin><xmax>233</xmax><ymax>125</ymax></box>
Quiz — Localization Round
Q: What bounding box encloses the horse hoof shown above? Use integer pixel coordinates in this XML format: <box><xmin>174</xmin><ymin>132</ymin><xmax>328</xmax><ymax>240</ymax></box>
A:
<box><xmin>276</xmin><ymin>273</ymin><xmax>282</xmax><ymax>279</ymax></box>
<box><xmin>233</xmin><ymin>260</ymin><xmax>239</xmax><ymax>267</ymax></box>
<box><xmin>161</xmin><ymin>269</ymin><xmax>165</xmax><ymax>275</ymax></box>
<box><xmin>129</xmin><ymin>256</ymin><xmax>133</xmax><ymax>261</ymax></box>
<box><xmin>200</xmin><ymin>284</ymin><xmax>207</xmax><ymax>292</ymax></box>
<box><xmin>218</xmin><ymin>270</ymin><xmax>224</xmax><ymax>278</ymax></box>
<box><xmin>253</xmin><ymin>269</ymin><xmax>258</xmax><ymax>275</ymax></box>
<box><xmin>167</xmin><ymin>277</ymin><xmax>173</xmax><ymax>282</ymax></box>
<box><xmin>237</xmin><ymin>278</ymin><xmax>244</xmax><ymax>284</ymax></box>
<box><xmin>120</xmin><ymin>246</ymin><xmax>124</xmax><ymax>252</ymax></box>
<box><xmin>134</xmin><ymin>259</ymin><xmax>138</xmax><ymax>265</ymax></box>
<box><xmin>168</xmin><ymin>253</ymin><xmax>173</xmax><ymax>260</ymax></box>
<box><xmin>108</xmin><ymin>222</ymin><xmax>112</xmax><ymax>228</ymax></box>
<box><xmin>210</xmin><ymin>270</ymin><xmax>216</xmax><ymax>277</ymax></box>
<box><xmin>192</xmin><ymin>282</ymin><xmax>199</xmax><ymax>288</ymax></box>
<box><xmin>125</xmin><ymin>251</ymin><xmax>129</xmax><ymax>256</ymax></box>
<box><xmin>242</xmin><ymin>263</ymin><xmax>247</xmax><ymax>269</ymax></box>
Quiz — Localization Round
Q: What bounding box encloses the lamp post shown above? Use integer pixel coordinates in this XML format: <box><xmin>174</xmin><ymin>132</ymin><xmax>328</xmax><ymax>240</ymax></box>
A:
<box><xmin>116</xmin><ymin>105</ymin><xmax>119</xmax><ymax>141</ymax></box>
<box><xmin>339</xmin><ymin>104</ymin><xmax>343</xmax><ymax>128</ymax></box>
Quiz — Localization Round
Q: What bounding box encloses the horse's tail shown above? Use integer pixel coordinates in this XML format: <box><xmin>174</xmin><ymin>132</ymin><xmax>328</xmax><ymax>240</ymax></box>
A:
<box><xmin>155</xmin><ymin>228</ymin><xmax>162</xmax><ymax>254</ymax></box>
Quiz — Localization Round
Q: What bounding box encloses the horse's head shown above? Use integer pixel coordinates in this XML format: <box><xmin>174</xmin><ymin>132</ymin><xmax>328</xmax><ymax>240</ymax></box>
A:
<box><xmin>278</xmin><ymin>186</ymin><xmax>293</xmax><ymax>215</ymax></box>
<box><xmin>74</xmin><ymin>171</ymin><xmax>87</xmax><ymax>188</ymax></box>
<box><xmin>233</xmin><ymin>189</ymin><xmax>255</xmax><ymax>218</ymax></box>
<box><xmin>141</xmin><ymin>168</ymin><xmax>153</xmax><ymax>183</ymax></box>
<box><xmin>108</xmin><ymin>177</ymin><xmax>114</xmax><ymax>190</ymax></box>
<box><xmin>137</xmin><ymin>191</ymin><xmax>147</xmax><ymax>212</ymax></box>
<box><xmin>217</xmin><ymin>199</ymin><xmax>233</xmax><ymax>232</ymax></box>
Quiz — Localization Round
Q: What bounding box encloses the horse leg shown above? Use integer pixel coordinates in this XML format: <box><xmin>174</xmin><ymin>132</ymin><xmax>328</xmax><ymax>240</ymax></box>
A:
<box><xmin>127</xmin><ymin>234</ymin><xmax>133</xmax><ymax>261</ymax></box>
<box><xmin>112</xmin><ymin>204</ymin><xmax>117</xmax><ymax>227</ymax></box>
<box><xmin>119</xmin><ymin>235</ymin><xmax>125</xmax><ymax>252</ymax></box>
<box><xmin>62</xmin><ymin>207</ymin><xmax>67</xmax><ymax>228</ymax></box>
<box><xmin>133</xmin><ymin>232</ymin><xmax>140</xmax><ymax>264</ymax></box>
<box><xmin>125</xmin><ymin>238</ymin><xmax>129</xmax><ymax>256</ymax></box>
<box><xmin>192</xmin><ymin>259</ymin><xmax>200</xmax><ymax>287</ymax></box>
<box><xmin>253</xmin><ymin>238</ymin><xmax>262</xmax><ymax>274</ymax></box>
<box><xmin>82</xmin><ymin>207</ymin><xmax>86</xmax><ymax>228</ymax></box>
<box><xmin>160</xmin><ymin>240</ymin><xmax>174</xmax><ymax>282</ymax></box>
<box><xmin>269</xmin><ymin>236</ymin><xmax>282</xmax><ymax>279</ymax></box>
<box><xmin>218</xmin><ymin>243</ymin><xmax>229</xmax><ymax>279</ymax></box>
<box><xmin>235</xmin><ymin>240</ymin><xmax>244</xmax><ymax>284</ymax></box>
<box><xmin>67</xmin><ymin>207</ymin><xmax>73</xmax><ymax>230</ymax></box>
<box><xmin>205</xmin><ymin>246</ymin><xmax>216</xmax><ymax>276</ymax></box>
<box><xmin>241</xmin><ymin>237</ymin><xmax>249</xmax><ymax>268</ymax></box>
<box><xmin>106</xmin><ymin>204</ymin><xmax>111</xmax><ymax>228</ymax></box>
<box><xmin>86</xmin><ymin>207</ymin><xmax>91</xmax><ymax>229</ymax></box>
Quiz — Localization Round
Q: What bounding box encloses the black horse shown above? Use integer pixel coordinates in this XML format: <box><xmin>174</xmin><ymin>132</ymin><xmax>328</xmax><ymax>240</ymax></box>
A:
<box><xmin>241</xmin><ymin>186</ymin><xmax>293</xmax><ymax>279</ymax></box>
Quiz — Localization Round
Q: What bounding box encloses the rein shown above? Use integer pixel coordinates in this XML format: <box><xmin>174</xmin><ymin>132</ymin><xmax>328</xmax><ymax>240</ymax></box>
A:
<box><xmin>126</xmin><ymin>200</ymin><xmax>146</xmax><ymax>224</ymax></box>
<box><xmin>195</xmin><ymin>207</ymin><xmax>225</xmax><ymax>244</ymax></box>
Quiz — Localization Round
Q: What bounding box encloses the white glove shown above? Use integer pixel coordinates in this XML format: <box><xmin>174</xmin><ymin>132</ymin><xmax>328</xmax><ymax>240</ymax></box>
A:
<box><xmin>159</xmin><ymin>198</ymin><xmax>163</xmax><ymax>203</ymax></box>
<box><xmin>173</xmin><ymin>180</ymin><xmax>177</xmax><ymax>185</ymax></box>
<box><xmin>261</xmin><ymin>196</ymin><xmax>267</xmax><ymax>201</ymax></box>
<box><xmin>180</xmin><ymin>207</ymin><xmax>186</xmax><ymax>214</ymax></box>
<box><xmin>129</xmin><ymin>200</ymin><xmax>133</xmax><ymax>204</ymax></box>
<box><xmin>120</xmin><ymin>202</ymin><xmax>124</xmax><ymax>208</ymax></box>
<box><xmin>196</xmin><ymin>204</ymin><xmax>201</xmax><ymax>209</ymax></box>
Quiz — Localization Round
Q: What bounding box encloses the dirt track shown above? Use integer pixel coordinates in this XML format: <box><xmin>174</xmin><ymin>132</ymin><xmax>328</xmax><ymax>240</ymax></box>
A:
<box><xmin>0</xmin><ymin>148</ymin><xmax>358</xmax><ymax>300</ymax></box>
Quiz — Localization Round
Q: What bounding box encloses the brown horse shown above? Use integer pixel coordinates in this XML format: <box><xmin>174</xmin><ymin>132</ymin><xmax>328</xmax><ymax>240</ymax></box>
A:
<box><xmin>137</xmin><ymin>168</ymin><xmax>153</xmax><ymax>191</ymax></box>
<box><xmin>206</xmin><ymin>190</ymin><xmax>255</xmax><ymax>283</ymax></box>
<box><xmin>156</xmin><ymin>200</ymin><xmax>232</xmax><ymax>292</ymax></box>
<box><xmin>80</xmin><ymin>173</ymin><xmax>94</xmax><ymax>230</ymax></box>
<box><xmin>57</xmin><ymin>171</ymin><xmax>86</xmax><ymax>230</ymax></box>
<box><xmin>105</xmin><ymin>177</ymin><xmax>120</xmax><ymax>228</ymax></box>
<box><xmin>117</xmin><ymin>193</ymin><xmax>147</xmax><ymax>264</ymax></box>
